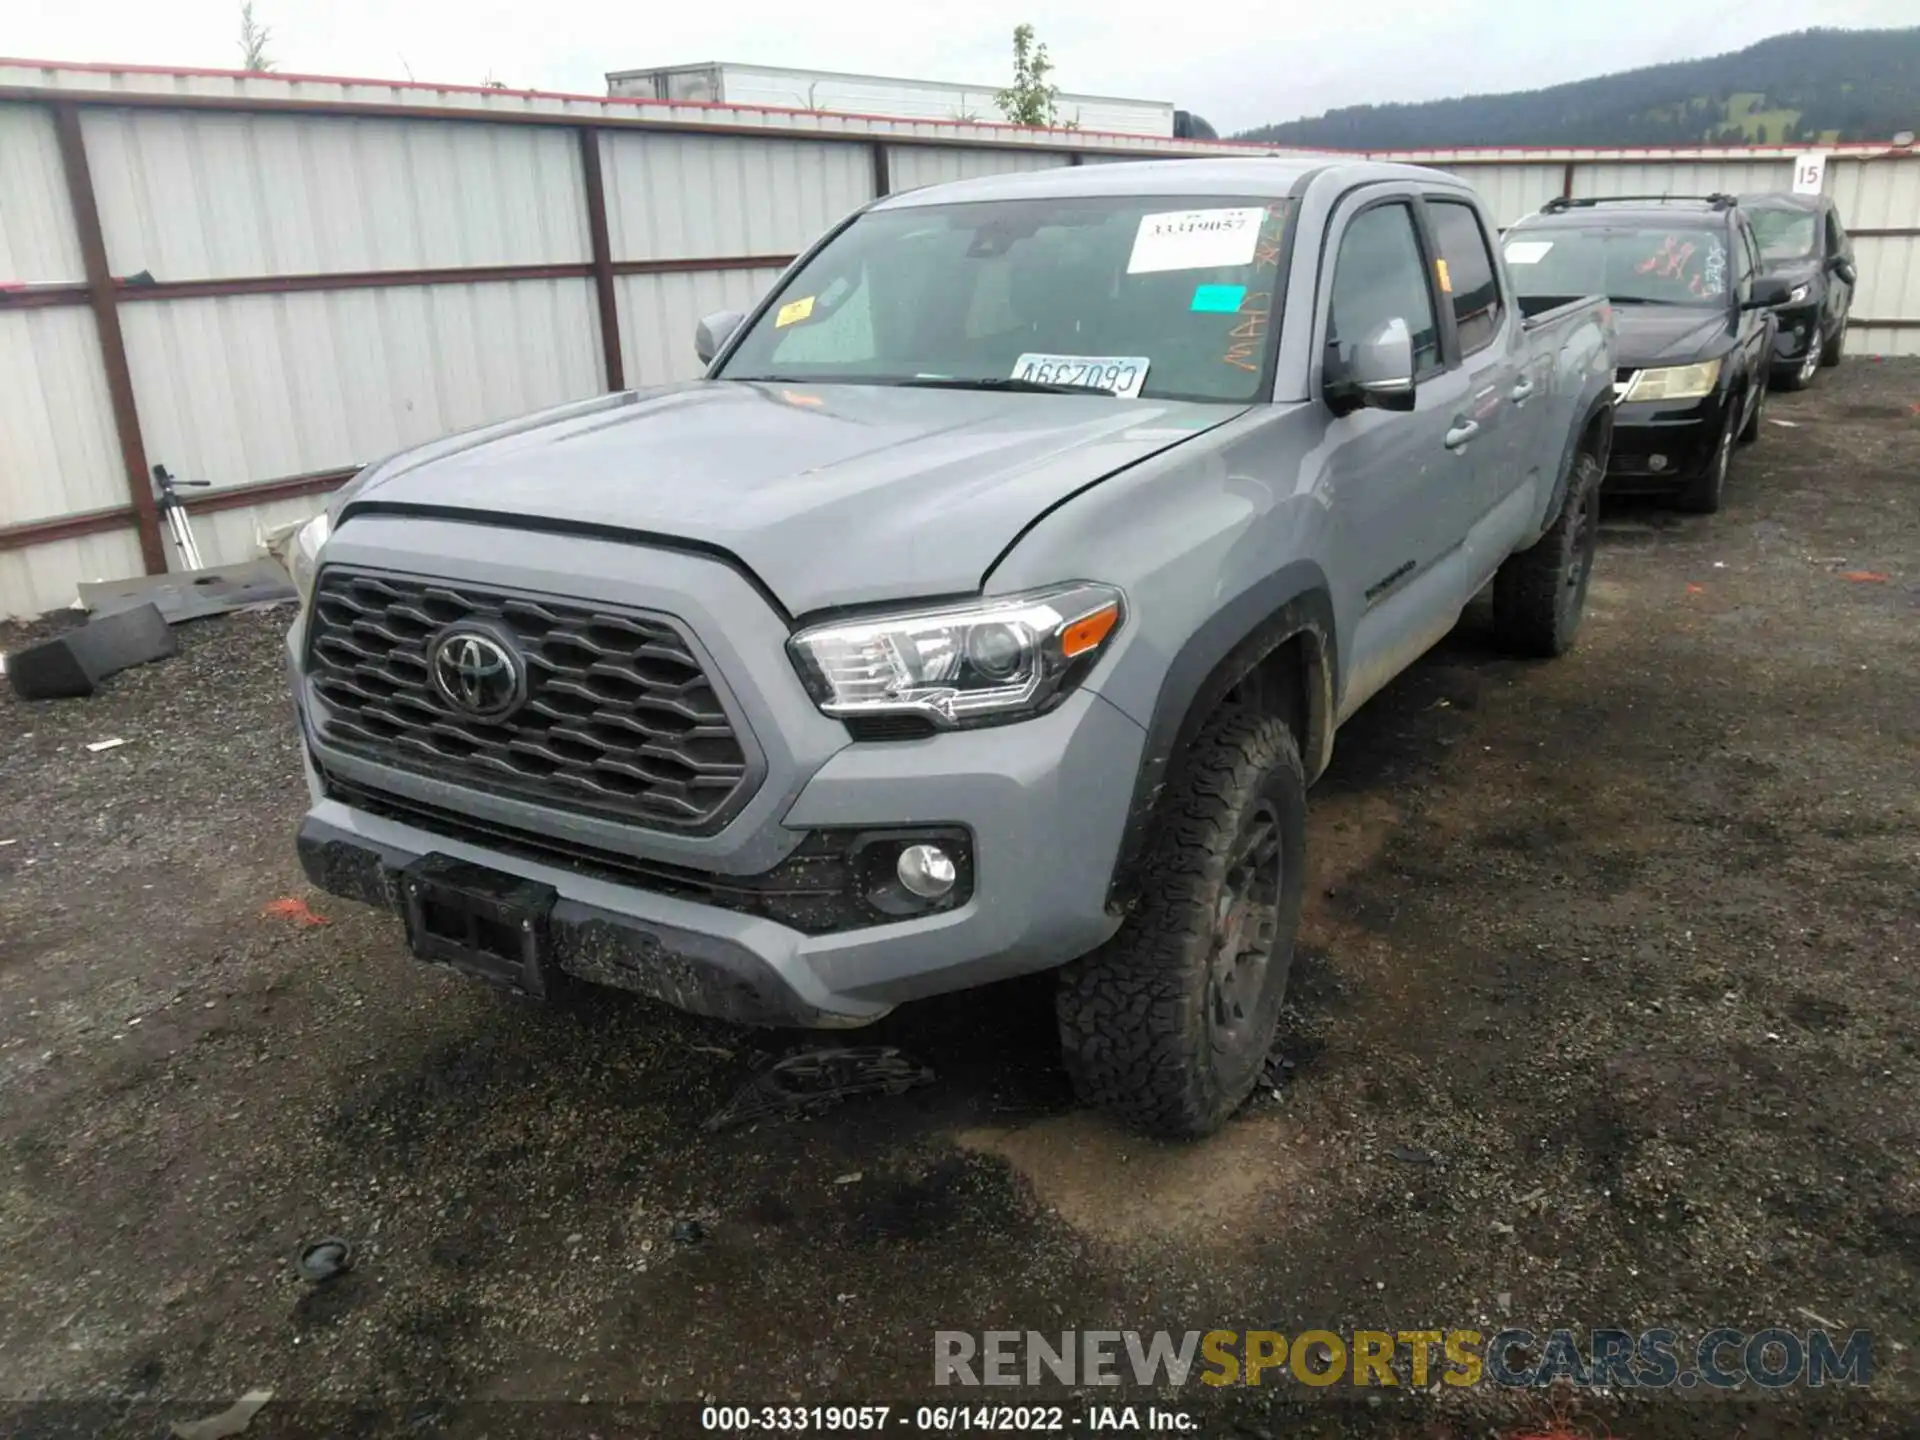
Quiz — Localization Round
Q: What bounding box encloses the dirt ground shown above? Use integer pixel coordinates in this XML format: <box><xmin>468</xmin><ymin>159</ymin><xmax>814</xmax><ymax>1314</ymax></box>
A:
<box><xmin>1</xmin><ymin>361</ymin><xmax>1916</xmax><ymax>1440</ymax></box>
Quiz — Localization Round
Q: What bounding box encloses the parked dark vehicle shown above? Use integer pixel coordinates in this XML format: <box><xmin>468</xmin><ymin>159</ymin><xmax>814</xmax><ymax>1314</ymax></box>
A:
<box><xmin>1502</xmin><ymin>195</ymin><xmax>1791</xmax><ymax>513</ymax></box>
<box><xmin>1739</xmin><ymin>191</ymin><xmax>1857</xmax><ymax>390</ymax></box>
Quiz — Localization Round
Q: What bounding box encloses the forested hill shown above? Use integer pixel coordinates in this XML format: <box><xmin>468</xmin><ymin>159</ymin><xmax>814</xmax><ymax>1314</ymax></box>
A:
<box><xmin>1236</xmin><ymin>28</ymin><xmax>1920</xmax><ymax>149</ymax></box>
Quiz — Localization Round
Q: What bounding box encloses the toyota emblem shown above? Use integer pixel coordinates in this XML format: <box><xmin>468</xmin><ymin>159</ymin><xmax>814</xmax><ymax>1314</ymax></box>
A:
<box><xmin>427</xmin><ymin>626</ymin><xmax>526</xmax><ymax>721</ymax></box>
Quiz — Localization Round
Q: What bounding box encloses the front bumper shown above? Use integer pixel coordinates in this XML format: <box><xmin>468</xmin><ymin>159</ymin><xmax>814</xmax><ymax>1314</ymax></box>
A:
<box><xmin>1770</xmin><ymin>306</ymin><xmax>1824</xmax><ymax>368</ymax></box>
<box><xmin>1604</xmin><ymin>393</ymin><xmax>1730</xmax><ymax>491</ymax></box>
<box><xmin>288</xmin><ymin>515</ymin><xmax>1144</xmax><ymax>1027</ymax></box>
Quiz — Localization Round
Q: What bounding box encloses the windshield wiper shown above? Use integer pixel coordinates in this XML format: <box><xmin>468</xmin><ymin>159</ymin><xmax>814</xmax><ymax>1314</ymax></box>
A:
<box><xmin>1609</xmin><ymin>296</ymin><xmax>1690</xmax><ymax>307</ymax></box>
<box><xmin>893</xmin><ymin>375</ymin><xmax>1114</xmax><ymax>395</ymax></box>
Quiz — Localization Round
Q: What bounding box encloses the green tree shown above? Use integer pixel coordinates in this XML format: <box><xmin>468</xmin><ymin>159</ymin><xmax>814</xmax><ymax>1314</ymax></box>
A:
<box><xmin>995</xmin><ymin>24</ymin><xmax>1060</xmax><ymax>128</ymax></box>
<box><xmin>238</xmin><ymin>2</ymin><xmax>274</xmax><ymax>71</ymax></box>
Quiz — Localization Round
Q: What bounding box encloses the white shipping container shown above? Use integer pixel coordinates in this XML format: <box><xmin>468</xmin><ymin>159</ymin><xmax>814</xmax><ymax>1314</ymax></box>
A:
<box><xmin>605</xmin><ymin>62</ymin><xmax>1176</xmax><ymax>138</ymax></box>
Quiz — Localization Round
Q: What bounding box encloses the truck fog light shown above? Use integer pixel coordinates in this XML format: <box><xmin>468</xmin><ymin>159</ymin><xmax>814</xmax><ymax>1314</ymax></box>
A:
<box><xmin>1648</xmin><ymin>454</ymin><xmax>1669</xmax><ymax>473</ymax></box>
<box><xmin>897</xmin><ymin>844</ymin><xmax>956</xmax><ymax>899</ymax></box>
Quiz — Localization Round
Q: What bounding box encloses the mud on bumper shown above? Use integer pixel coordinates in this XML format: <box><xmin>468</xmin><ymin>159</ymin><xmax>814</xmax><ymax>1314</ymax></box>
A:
<box><xmin>298</xmin><ymin>816</ymin><xmax>854</xmax><ymax>1027</ymax></box>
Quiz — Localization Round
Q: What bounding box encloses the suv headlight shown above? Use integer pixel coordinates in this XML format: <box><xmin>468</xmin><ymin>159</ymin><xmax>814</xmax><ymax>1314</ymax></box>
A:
<box><xmin>788</xmin><ymin>582</ymin><xmax>1124</xmax><ymax>728</ymax></box>
<box><xmin>1784</xmin><ymin>282</ymin><xmax>1811</xmax><ymax>305</ymax></box>
<box><xmin>1622</xmin><ymin>358</ymin><xmax>1721</xmax><ymax>403</ymax></box>
<box><xmin>288</xmin><ymin>511</ymin><xmax>332</xmax><ymax>603</ymax></box>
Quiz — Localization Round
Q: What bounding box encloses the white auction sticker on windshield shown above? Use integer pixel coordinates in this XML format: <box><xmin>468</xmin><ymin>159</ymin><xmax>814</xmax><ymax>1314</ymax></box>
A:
<box><xmin>1504</xmin><ymin>240</ymin><xmax>1554</xmax><ymax>265</ymax></box>
<box><xmin>1012</xmin><ymin>353</ymin><xmax>1151</xmax><ymax>398</ymax></box>
<box><xmin>1127</xmin><ymin>207</ymin><xmax>1265</xmax><ymax>274</ymax></box>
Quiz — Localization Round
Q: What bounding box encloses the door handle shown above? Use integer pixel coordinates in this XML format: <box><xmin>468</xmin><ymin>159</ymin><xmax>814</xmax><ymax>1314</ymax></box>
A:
<box><xmin>1510</xmin><ymin>378</ymin><xmax>1535</xmax><ymax>402</ymax></box>
<box><xmin>1444</xmin><ymin>420</ymin><xmax>1480</xmax><ymax>450</ymax></box>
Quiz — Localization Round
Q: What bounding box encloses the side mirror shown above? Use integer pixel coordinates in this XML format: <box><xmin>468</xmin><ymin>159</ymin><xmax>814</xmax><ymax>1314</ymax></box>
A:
<box><xmin>695</xmin><ymin>310</ymin><xmax>746</xmax><ymax>367</ymax></box>
<box><xmin>1830</xmin><ymin>257</ymin><xmax>1858</xmax><ymax>286</ymax></box>
<box><xmin>1745</xmin><ymin>275</ymin><xmax>1796</xmax><ymax>309</ymax></box>
<box><xmin>1328</xmin><ymin>317</ymin><xmax>1417</xmax><ymax>413</ymax></box>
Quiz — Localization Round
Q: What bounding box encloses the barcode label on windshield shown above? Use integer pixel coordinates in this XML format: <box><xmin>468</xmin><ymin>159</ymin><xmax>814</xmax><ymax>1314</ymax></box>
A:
<box><xmin>1011</xmin><ymin>353</ymin><xmax>1151</xmax><ymax>397</ymax></box>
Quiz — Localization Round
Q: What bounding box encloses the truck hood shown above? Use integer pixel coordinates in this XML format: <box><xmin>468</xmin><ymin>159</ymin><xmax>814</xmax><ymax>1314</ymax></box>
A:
<box><xmin>1612</xmin><ymin>306</ymin><xmax>1732</xmax><ymax>368</ymax></box>
<box><xmin>342</xmin><ymin>380</ymin><xmax>1241</xmax><ymax>615</ymax></box>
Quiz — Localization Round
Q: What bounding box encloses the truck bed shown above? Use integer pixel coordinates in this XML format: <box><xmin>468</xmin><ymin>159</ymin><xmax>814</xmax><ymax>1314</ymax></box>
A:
<box><xmin>1520</xmin><ymin>293</ymin><xmax>1607</xmax><ymax>326</ymax></box>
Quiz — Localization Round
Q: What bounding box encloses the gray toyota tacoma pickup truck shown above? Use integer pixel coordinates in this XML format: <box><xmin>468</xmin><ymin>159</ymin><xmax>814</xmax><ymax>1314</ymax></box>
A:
<box><xmin>287</xmin><ymin>157</ymin><xmax>1616</xmax><ymax>1137</ymax></box>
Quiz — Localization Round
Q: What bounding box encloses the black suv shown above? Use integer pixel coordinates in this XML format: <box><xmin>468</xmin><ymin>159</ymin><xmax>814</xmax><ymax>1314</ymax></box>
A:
<box><xmin>1501</xmin><ymin>194</ymin><xmax>1794</xmax><ymax>514</ymax></box>
<box><xmin>1739</xmin><ymin>192</ymin><xmax>1858</xmax><ymax>391</ymax></box>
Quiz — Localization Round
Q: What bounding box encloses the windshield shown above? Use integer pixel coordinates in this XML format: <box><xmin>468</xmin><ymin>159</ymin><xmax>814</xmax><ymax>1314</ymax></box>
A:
<box><xmin>1503</xmin><ymin>225</ymin><xmax>1731</xmax><ymax>307</ymax></box>
<box><xmin>716</xmin><ymin>194</ymin><xmax>1295</xmax><ymax>402</ymax></box>
<box><xmin>1747</xmin><ymin>207</ymin><xmax>1819</xmax><ymax>261</ymax></box>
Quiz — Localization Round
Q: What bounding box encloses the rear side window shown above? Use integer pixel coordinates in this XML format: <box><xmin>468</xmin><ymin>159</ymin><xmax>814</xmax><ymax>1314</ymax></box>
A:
<box><xmin>1428</xmin><ymin>201</ymin><xmax>1505</xmax><ymax>355</ymax></box>
<box><xmin>1327</xmin><ymin>203</ymin><xmax>1442</xmax><ymax>377</ymax></box>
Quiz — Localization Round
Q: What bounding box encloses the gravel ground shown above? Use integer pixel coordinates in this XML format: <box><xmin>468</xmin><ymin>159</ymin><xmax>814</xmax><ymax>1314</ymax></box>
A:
<box><xmin>1</xmin><ymin>361</ymin><xmax>1916</xmax><ymax>1440</ymax></box>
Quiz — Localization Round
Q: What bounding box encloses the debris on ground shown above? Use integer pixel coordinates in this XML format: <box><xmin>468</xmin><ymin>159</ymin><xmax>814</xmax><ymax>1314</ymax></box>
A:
<box><xmin>168</xmin><ymin>1388</ymin><xmax>274</xmax><ymax>1440</ymax></box>
<box><xmin>1840</xmin><ymin>570</ymin><xmax>1890</xmax><ymax>582</ymax></box>
<box><xmin>6</xmin><ymin>602</ymin><xmax>176</xmax><ymax>701</ymax></box>
<box><xmin>78</xmin><ymin>560</ymin><xmax>296</xmax><ymax>627</ymax></box>
<box><xmin>85</xmin><ymin>737</ymin><xmax>128</xmax><ymax>753</ymax></box>
<box><xmin>261</xmin><ymin>897</ymin><xmax>329</xmax><ymax>927</ymax></box>
<box><xmin>1387</xmin><ymin>1144</ymin><xmax>1439</xmax><ymax>1165</ymax></box>
<box><xmin>669</xmin><ymin>1220</ymin><xmax>706</xmax><ymax>1244</ymax></box>
<box><xmin>296</xmin><ymin>1238</ymin><xmax>353</xmax><ymax>1282</ymax></box>
<box><xmin>702</xmin><ymin>1047</ymin><xmax>935</xmax><ymax>1132</ymax></box>
<box><xmin>1259</xmin><ymin>1053</ymin><xmax>1297</xmax><ymax>1089</ymax></box>
<box><xmin>833</xmin><ymin>1172</ymin><xmax>863</xmax><ymax>1186</ymax></box>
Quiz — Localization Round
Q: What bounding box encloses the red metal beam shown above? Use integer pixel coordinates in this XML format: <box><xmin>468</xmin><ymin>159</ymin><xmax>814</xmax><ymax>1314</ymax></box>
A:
<box><xmin>0</xmin><ymin>282</ymin><xmax>90</xmax><ymax>310</ymax></box>
<box><xmin>0</xmin><ymin>467</ymin><xmax>358</xmax><ymax>554</ymax></box>
<box><xmin>181</xmin><ymin>467</ymin><xmax>357</xmax><ymax>516</ymax></box>
<box><xmin>0</xmin><ymin>505</ymin><xmax>139</xmax><ymax>551</ymax></box>
<box><xmin>115</xmin><ymin>261</ymin><xmax>593</xmax><ymax>302</ymax></box>
<box><xmin>609</xmin><ymin>253</ymin><xmax>794</xmax><ymax>277</ymax></box>
<box><xmin>577</xmin><ymin>127</ymin><xmax>626</xmax><ymax>392</ymax></box>
<box><xmin>51</xmin><ymin>100</ymin><xmax>167</xmax><ymax>576</ymax></box>
<box><xmin>7</xmin><ymin>255</ymin><xmax>801</xmax><ymax>309</ymax></box>
<box><xmin>0</xmin><ymin>83</ymin><xmax>1197</xmax><ymax>163</ymax></box>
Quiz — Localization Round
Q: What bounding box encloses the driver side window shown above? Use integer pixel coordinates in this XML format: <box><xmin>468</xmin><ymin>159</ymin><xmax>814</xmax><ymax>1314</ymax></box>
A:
<box><xmin>1327</xmin><ymin>203</ymin><xmax>1442</xmax><ymax>378</ymax></box>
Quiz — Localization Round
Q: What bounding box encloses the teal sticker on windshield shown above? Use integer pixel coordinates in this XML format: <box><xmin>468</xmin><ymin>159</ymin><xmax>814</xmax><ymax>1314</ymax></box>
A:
<box><xmin>1190</xmin><ymin>283</ymin><xmax>1247</xmax><ymax>313</ymax></box>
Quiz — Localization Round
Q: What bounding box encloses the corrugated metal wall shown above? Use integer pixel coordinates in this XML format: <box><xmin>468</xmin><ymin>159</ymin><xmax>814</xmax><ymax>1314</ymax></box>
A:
<box><xmin>885</xmin><ymin>145</ymin><xmax>1069</xmax><ymax>193</ymax></box>
<box><xmin>2</xmin><ymin>63</ymin><xmax>1917</xmax><ymax>621</ymax></box>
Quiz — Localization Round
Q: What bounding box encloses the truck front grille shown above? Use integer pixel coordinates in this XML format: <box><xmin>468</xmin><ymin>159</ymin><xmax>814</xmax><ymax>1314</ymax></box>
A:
<box><xmin>306</xmin><ymin>569</ymin><xmax>754</xmax><ymax>832</ymax></box>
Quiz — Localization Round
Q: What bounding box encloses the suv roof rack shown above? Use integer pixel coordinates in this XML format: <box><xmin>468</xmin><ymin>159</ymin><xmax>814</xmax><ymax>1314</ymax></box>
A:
<box><xmin>1541</xmin><ymin>193</ymin><xmax>1737</xmax><ymax>214</ymax></box>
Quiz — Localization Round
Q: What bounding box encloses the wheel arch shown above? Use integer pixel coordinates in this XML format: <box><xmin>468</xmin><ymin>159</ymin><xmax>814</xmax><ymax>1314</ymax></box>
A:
<box><xmin>1104</xmin><ymin>562</ymin><xmax>1336</xmax><ymax>915</ymax></box>
<box><xmin>1548</xmin><ymin>392</ymin><xmax>1614</xmax><ymax>522</ymax></box>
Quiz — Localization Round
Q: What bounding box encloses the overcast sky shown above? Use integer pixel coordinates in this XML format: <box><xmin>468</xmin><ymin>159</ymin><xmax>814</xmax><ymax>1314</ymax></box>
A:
<box><xmin>9</xmin><ymin>0</ymin><xmax>1917</xmax><ymax>133</ymax></box>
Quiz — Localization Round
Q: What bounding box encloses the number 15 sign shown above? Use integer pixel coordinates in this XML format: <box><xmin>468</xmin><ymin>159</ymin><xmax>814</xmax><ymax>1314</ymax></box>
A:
<box><xmin>1793</xmin><ymin>152</ymin><xmax>1828</xmax><ymax>196</ymax></box>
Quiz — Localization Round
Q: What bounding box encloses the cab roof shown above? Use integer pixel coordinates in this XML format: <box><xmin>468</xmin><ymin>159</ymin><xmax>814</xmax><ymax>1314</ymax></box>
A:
<box><xmin>868</xmin><ymin>155</ymin><xmax>1475</xmax><ymax>209</ymax></box>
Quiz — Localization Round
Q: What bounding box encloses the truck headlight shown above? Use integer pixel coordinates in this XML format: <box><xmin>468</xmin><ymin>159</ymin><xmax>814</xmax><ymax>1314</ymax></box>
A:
<box><xmin>1622</xmin><ymin>358</ymin><xmax>1721</xmax><ymax>403</ymax></box>
<box><xmin>288</xmin><ymin>512</ymin><xmax>332</xmax><ymax>603</ymax></box>
<box><xmin>788</xmin><ymin>582</ymin><xmax>1124</xmax><ymax>727</ymax></box>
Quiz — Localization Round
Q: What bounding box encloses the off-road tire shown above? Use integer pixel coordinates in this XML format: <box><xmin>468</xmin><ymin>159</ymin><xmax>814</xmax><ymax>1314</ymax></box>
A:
<box><xmin>1491</xmin><ymin>451</ymin><xmax>1601</xmax><ymax>658</ymax></box>
<box><xmin>1674</xmin><ymin>408</ymin><xmax>1737</xmax><ymax>514</ymax></box>
<box><xmin>1056</xmin><ymin>709</ymin><xmax>1306</xmax><ymax>1139</ymax></box>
